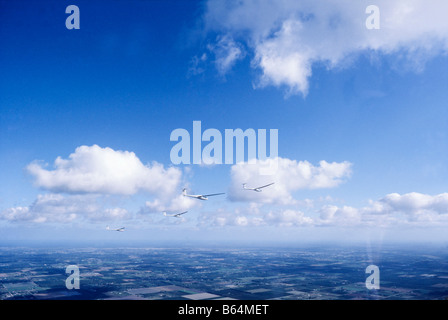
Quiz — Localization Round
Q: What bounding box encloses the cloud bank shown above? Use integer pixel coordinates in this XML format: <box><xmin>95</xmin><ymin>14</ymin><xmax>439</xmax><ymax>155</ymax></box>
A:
<box><xmin>319</xmin><ymin>192</ymin><xmax>448</xmax><ymax>227</ymax></box>
<box><xmin>4</xmin><ymin>146</ymin><xmax>448</xmax><ymax>230</ymax></box>
<box><xmin>197</xmin><ymin>192</ymin><xmax>448</xmax><ymax>228</ymax></box>
<box><xmin>0</xmin><ymin>194</ymin><xmax>131</xmax><ymax>223</ymax></box>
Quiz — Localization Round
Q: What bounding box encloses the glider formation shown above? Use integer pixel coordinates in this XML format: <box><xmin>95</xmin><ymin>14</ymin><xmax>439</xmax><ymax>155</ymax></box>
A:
<box><xmin>105</xmin><ymin>183</ymin><xmax>275</xmax><ymax>230</ymax></box>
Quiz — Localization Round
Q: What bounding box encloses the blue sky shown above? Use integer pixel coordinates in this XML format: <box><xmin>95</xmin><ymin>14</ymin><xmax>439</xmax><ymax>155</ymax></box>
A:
<box><xmin>1</xmin><ymin>0</ymin><xmax>448</xmax><ymax>246</ymax></box>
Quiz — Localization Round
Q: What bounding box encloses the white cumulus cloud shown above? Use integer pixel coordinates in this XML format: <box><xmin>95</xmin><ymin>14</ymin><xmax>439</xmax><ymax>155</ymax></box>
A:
<box><xmin>27</xmin><ymin>145</ymin><xmax>181</xmax><ymax>196</ymax></box>
<box><xmin>203</xmin><ymin>0</ymin><xmax>448</xmax><ymax>96</ymax></box>
<box><xmin>228</xmin><ymin>157</ymin><xmax>352</xmax><ymax>204</ymax></box>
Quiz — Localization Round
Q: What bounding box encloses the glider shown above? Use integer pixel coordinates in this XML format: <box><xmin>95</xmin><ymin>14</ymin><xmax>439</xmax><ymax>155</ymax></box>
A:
<box><xmin>163</xmin><ymin>211</ymin><xmax>188</xmax><ymax>218</ymax></box>
<box><xmin>242</xmin><ymin>182</ymin><xmax>275</xmax><ymax>192</ymax></box>
<box><xmin>106</xmin><ymin>226</ymin><xmax>125</xmax><ymax>232</ymax></box>
<box><xmin>183</xmin><ymin>188</ymin><xmax>225</xmax><ymax>200</ymax></box>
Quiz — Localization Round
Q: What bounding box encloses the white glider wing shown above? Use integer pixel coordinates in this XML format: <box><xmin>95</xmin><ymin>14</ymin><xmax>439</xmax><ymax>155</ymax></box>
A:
<box><xmin>202</xmin><ymin>193</ymin><xmax>225</xmax><ymax>197</ymax></box>
<box><xmin>257</xmin><ymin>182</ymin><xmax>275</xmax><ymax>189</ymax></box>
